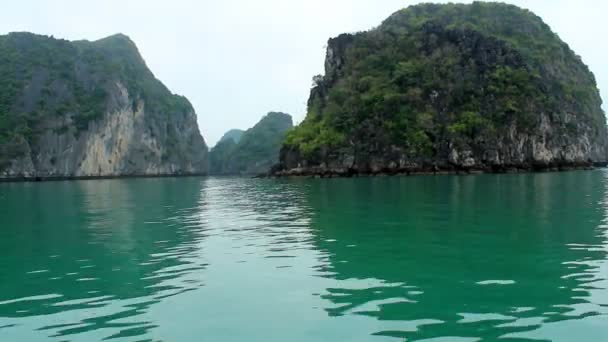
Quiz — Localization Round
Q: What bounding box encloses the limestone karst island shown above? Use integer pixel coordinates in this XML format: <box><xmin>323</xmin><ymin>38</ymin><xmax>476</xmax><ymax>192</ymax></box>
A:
<box><xmin>2</xmin><ymin>2</ymin><xmax>608</xmax><ymax>341</ymax></box>
<box><xmin>0</xmin><ymin>33</ymin><xmax>208</xmax><ymax>178</ymax></box>
<box><xmin>1</xmin><ymin>3</ymin><xmax>607</xmax><ymax>180</ymax></box>
<box><xmin>276</xmin><ymin>4</ymin><xmax>608</xmax><ymax>176</ymax></box>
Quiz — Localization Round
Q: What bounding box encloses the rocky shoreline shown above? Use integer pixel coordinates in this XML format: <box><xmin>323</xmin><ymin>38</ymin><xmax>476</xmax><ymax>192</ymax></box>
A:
<box><xmin>269</xmin><ymin>162</ymin><xmax>606</xmax><ymax>178</ymax></box>
<box><xmin>0</xmin><ymin>172</ymin><xmax>207</xmax><ymax>183</ymax></box>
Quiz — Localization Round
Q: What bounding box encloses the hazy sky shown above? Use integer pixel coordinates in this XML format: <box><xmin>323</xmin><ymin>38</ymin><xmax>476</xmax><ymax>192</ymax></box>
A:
<box><xmin>1</xmin><ymin>0</ymin><xmax>606</xmax><ymax>146</ymax></box>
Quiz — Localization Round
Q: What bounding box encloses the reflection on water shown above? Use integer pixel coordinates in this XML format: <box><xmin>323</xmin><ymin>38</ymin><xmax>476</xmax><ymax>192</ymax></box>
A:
<box><xmin>0</xmin><ymin>171</ymin><xmax>607</xmax><ymax>341</ymax></box>
<box><xmin>306</xmin><ymin>172</ymin><xmax>608</xmax><ymax>341</ymax></box>
<box><xmin>0</xmin><ymin>178</ymin><xmax>209</xmax><ymax>340</ymax></box>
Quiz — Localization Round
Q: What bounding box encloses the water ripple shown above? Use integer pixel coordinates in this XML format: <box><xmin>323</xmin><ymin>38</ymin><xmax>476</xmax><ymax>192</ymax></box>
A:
<box><xmin>0</xmin><ymin>173</ymin><xmax>608</xmax><ymax>341</ymax></box>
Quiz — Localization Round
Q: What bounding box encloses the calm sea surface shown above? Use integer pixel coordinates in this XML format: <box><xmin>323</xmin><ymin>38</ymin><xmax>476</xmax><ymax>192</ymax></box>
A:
<box><xmin>1</xmin><ymin>171</ymin><xmax>607</xmax><ymax>341</ymax></box>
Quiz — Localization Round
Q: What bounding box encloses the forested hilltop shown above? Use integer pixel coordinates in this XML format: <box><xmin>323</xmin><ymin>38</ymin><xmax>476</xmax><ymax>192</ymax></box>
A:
<box><xmin>0</xmin><ymin>32</ymin><xmax>208</xmax><ymax>178</ymax></box>
<box><xmin>217</xmin><ymin>129</ymin><xmax>244</xmax><ymax>145</ymax></box>
<box><xmin>210</xmin><ymin>112</ymin><xmax>292</xmax><ymax>175</ymax></box>
<box><xmin>275</xmin><ymin>2</ymin><xmax>608</xmax><ymax>176</ymax></box>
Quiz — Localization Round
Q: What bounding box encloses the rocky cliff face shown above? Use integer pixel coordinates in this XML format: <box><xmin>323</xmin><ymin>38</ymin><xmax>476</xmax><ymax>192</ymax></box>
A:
<box><xmin>276</xmin><ymin>3</ymin><xmax>608</xmax><ymax>176</ymax></box>
<box><xmin>210</xmin><ymin>112</ymin><xmax>292</xmax><ymax>175</ymax></box>
<box><xmin>0</xmin><ymin>33</ymin><xmax>208</xmax><ymax>179</ymax></box>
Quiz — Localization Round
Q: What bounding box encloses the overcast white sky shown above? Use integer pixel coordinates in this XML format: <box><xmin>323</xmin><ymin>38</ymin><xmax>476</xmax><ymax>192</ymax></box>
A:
<box><xmin>1</xmin><ymin>0</ymin><xmax>606</xmax><ymax>146</ymax></box>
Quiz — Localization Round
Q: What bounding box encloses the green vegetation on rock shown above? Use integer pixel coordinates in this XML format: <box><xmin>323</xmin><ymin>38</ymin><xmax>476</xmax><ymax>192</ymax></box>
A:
<box><xmin>0</xmin><ymin>33</ymin><xmax>189</xmax><ymax>143</ymax></box>
<box><xmin>0</xmin><ymin>32</ymin><xmax>207</xmax><ymax>176</ymax></box>
<box><xmin>280</xmin><ymin>2</ymin><xmax>607</xmax><ymax>174</ymax></box>
<box><xmin>210</xmin><ymin>112</ymin><xmax>293</xmax><ymax>175</ymax></box>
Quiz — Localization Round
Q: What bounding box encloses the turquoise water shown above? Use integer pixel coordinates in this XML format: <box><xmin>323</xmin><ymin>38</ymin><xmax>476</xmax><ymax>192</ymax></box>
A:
<box><xmin>0</xmin><ymin>171</ymin><xmax>607</xmax><ymax>341</ymax></box>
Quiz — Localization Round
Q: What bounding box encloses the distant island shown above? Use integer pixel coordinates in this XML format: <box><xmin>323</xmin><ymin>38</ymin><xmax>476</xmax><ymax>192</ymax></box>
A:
<box><xmin>0</xmin><ymin>33</ymin><xmax>208</xmax><ymax>180</ymax></box>
<box><xmin>209</xmin><ymin>112</ymin><xmax>292</xmax><ymax>176</ymax></box>
<box><xmin>273</xmin><ymin>2</ymin><xmax>608</xmax><ymax>176</ymax></box>
<box><xmin>217</xmin><ymin>129</ymin><xmax>245</xmax><ymax>145</ymax></box>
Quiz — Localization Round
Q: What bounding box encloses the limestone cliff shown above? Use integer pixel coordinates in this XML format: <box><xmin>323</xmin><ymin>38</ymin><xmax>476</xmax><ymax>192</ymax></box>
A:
<box><xmin>0</xmin><ymin>33</ymin><xmax>208</xmax><ymax>179</ymax></box>
<box><xmin>275</xmin><ymin>3</ymin><xmax>608</xmax><ymax>176</ymax></box>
